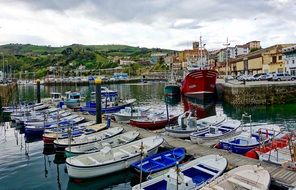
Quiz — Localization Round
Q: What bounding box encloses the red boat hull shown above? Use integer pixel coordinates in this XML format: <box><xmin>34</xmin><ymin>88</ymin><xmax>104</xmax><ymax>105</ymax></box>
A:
<box><xmin>130</xmin><ymin>116</ymin><xmax>178</xmax><ymax>130</ymax></box>
<box><xmin>181</xmin><ymin>69</ymin><xmax>218</xmax><ymax>98</ymax></box>
<box><xmin>43</xmin><ymin>137</ymin><xmax>56</xmax><ymax>145</ymax></box>
<box><xmin>244</xmin><ymin>133</ymin><xmax>290</xmax><ymax>159</ymax></box>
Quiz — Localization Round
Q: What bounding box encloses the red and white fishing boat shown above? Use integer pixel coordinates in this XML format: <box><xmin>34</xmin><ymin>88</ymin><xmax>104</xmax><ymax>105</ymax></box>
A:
<box><xmin>245</xmin><ymin>132</ymin><xmax>290</xmax><ymax>159</ymax></box>
<box><xmin>129</xmin><ymin>109</ymin><xmax>183</xmax><ymax>130</ymax></box>
<box><xmin>181</xmin><ymin>37</ymin><xmax>218</xmax><ymax>99</ymax></box>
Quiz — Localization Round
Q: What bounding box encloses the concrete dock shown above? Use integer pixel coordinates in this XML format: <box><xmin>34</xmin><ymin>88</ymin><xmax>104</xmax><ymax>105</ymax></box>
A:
<box><xmin>78</xmin><ymin>112</ymin><xmax>296</xmax><ymax>189</ymax></box>
<box><xmin>217</xmin><ymin>79</ymin><xmax>296</xmax><ymax>106</ymax></box>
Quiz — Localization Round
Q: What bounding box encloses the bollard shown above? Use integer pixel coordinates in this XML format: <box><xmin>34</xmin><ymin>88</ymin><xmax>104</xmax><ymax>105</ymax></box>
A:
<box><xmin>36</xmin><ymin>79</ymin><xmax>41</xmax><ymax>103</ymax></box>
<box><xmin>95</xmin><ymin>78</ymin><xmax>102</xmax><ymax>124</ymax></box>
<box><xmin>107</xmin><ymin>115</ymin><xmax>111</xmax><ymax>128</ymax></box>
<box><xmin>166</xmin><ymin>103</ymin><xmax>169</xmax><ymax>124</ymax></box>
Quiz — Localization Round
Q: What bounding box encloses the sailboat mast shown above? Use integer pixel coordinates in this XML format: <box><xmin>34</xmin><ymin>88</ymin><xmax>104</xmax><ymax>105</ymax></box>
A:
<box><xmin>223</xmin><ymin>37</ymin><xmax>230</xmax><ymax>77</ymax></box>
<box><xmin>200</xmin><ymin>36</ymin><xmax>203</xmax><ymax>67</ymax></box>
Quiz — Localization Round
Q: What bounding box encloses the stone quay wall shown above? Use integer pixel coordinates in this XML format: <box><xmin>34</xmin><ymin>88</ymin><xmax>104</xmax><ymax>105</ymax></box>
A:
<box><xmin>222</xmin><ymin>82</ymin><xmax>296</xmax><ymax>105</ymax></box>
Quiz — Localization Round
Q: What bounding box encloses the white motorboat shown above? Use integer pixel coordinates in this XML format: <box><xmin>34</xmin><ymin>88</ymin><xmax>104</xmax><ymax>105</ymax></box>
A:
<box><xmin>201</xmin><ymin>165</ymin><xmax>270</xmax><ymax>190</ymax></box>
<box><xmin>132</xmin><ymin>154</ymin><xmax>227</xmax><ymax>190</ymax></box>
<box><xmin>24</xmin><ymin>114</ymin><xmax>79</xmax><ymax>127</ymax></box>
<box><xmin>66</xmin><ymin>136</ymin><xmax>164</xmax><ymax>178</ymax></box>
<box><xmin>54</xmin><ymin>127</ymin><xmax>124</xmax><ymax>149</ymax></box>
<box><xmin>190</xmin><ymin>120</ymin><xmax>242</xmax><ymax>144</ymax></box>
<box><xmin>113</xmin><ymin>106</ymin><xmax>151</xmax><ymax>123</ymax></box>
<box><xmin>65</xmin><ymin>131</ymin><xmax>140</xmax><ymax>157</ymax></box>
<box><xmin>166</xmin><ymin>112</ymin><xmax>226</xmax><ymax>138</ymax></box>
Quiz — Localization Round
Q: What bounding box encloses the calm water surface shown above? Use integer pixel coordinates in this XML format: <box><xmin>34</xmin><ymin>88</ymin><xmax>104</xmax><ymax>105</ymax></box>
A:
<box><xmin>0</xmin><ymin>82</ymin><xmax>295</xmax><ymax>190</ymax></box>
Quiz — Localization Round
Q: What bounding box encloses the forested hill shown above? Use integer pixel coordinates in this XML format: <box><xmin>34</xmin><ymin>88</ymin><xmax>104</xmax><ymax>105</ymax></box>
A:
<box><xmin>0</xmin><ymin>44</ymin><xmax>173</xmax><ymax>57</ymax></box>
<box><xmin>0</xmin><ymin>43</ymin><xmax>175</xmax><ymax>77</ymax></box>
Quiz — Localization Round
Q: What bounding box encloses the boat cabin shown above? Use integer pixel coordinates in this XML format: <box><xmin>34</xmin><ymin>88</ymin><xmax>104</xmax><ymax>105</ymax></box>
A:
<box><xmin>50</xmin><ymin>92</ymin><xmax>62</xmax><ymax>102</ymax></box>
<box><xmin>66</xmin><ymin>92</ymin><xmax>81</xmax><ymax>100</ymax></box>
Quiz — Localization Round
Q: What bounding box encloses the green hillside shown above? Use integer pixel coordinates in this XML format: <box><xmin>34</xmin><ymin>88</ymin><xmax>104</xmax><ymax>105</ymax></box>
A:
<box><xmin>0</xmin><ymin>44</ymin><xmax>175</xmax><ymax>78</ymax></box>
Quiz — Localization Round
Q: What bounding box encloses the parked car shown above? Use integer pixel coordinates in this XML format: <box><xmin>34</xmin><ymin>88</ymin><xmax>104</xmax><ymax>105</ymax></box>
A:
<box><xmin>251</xmin><ymin>73</ymin><xmax>264</xmax><ymax>81</ymax></box>
<box><xmin>272</xmin><ymin>73</ymin><xmax>296</xmax><ymax>81</ymax></box>
<box><xmin>237</xmin><ymin>75</ymin><xmax>248</xmax><ymax>81</ymax></box>
<box><xmin>225</xmin><ymin>75</ymin><xmax>234</xmax><ymax>81</ymax></box>
<box><xmin>262</xmin><ymin>73</ymin><xmax>273</xmax><ymax>81</ymax></box>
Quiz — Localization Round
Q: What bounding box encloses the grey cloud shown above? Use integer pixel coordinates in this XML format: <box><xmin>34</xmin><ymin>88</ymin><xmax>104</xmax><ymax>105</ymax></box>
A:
<box><xmin>175</xmin><ymin>41</ymin><xmax>193</xmax><ymax>48</ymax></box>
<box><xmin>170</xmin><ymin>20</ymin><xmax>203</xmax><ymax>30</ymax></box>
<box><xmin>3</xmin><ymin>34</ymin><xmax>50</xmax><ymax>45</ymax></box>
<box><xmin>6</xmin><ymin>0</ymin><xmax>296</xmax><ymax>25</ymax></box>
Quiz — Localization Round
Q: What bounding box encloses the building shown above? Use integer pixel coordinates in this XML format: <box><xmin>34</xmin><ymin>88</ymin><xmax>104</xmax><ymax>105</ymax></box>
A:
<box><xmin>235</xmin><ymin>44</ymin><xmax>249</xmax><ymax>57</ymax></box>
<box><xmin>246</xmin><ymin>41</ymin><xmax>261</xmax><ymax>50</ymax></box>
<box><xmin>229</xmin><ymin>44</ymin><xmax>295</xmax><ymax>76</ymax></box>
<box><xmin>192</xmin><ymin>41</ymin><xmax>199</xmax><ymax>50</ymax></box>
<box><xmin>150</xmin><ymin>53</ymin><xmax>168</xmax><ymax>64</ymax></box>
<box><xmin>119</xmin><ymin>60</ymin><xmax>136</xmax><ymax>66</ymax></box>
<box><xmin>283</xmin><ymin>45</ymin><xmax>296</xmax><ymax>76</ymax></box>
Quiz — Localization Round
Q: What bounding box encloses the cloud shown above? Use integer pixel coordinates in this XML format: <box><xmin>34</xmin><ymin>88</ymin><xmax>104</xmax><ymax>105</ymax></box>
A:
<box><xmin>170</xmin><ymin>19</ymin><xmax>203</xmax><ymax>30</ymax></box>
<box><xmin>0</xmin><ymin>0</ymin><xmax>295</xmax><ymax>50</ymax></box>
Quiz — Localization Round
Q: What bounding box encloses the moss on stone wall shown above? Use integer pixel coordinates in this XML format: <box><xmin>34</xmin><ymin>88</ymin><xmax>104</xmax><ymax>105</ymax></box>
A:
<box><xmin>223</xmin><ymin>83</ymin><xmax>296</xmax><ymax>105</ymax></box>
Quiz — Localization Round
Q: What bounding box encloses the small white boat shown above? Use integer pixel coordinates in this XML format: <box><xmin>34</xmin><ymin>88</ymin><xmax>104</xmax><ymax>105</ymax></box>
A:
<box><xmin>24</xmin><ymin>114</ymin><xmax>79</xmax><ymax>127</ymax></box>
<box><xmin>14</xmin><ymin>108</ymin><xmax>64</xmax><ymax>123</ymax></box>
<box><xmin>132</xmin><ymin>154</ymin><xmax>227</xmax><ymax>190</ymax></box>
<box><xmin>259</xmin><ymin>146</ymin><xmax>292</xmax><ymax>165</ymax></box>
<box><xmin>166</xmin><ymin>112</ymin><xmax>226</xmax><ymax>138</ymax></box>
<box><xmin>54</xmin><ymin>127</ymin><xmax>124</xmax><ymax>149</ymax></box>
<box><xmin>50</xmin><ymin>92</ymin><xmax>62</xmax><ymax>102</ymax></box>
<box><xmin>201</xmin><ymin>165</ymin><xmax>270</xmax><ymax>190</ymax></box>
<box><xmin>113</xmin><ymin>106</ymin><xmax>151</xmax><ymax>123</ymax></box>
<box><xmin>65</xmin><ymin>131</ymin><xmax>140</xmax><ymax>157</ymax></box>
<box><xmin>66</xmin><ymin>136</ymin><xmax>164</xmax><ymax>178</ymax></box>
<box><xmin>190</xmin><ymin>120</ymin><xmax>242</xmax><ymax>144</ymax></box>
<box><xmin>259</xmin><ymin>136</ymin><xmax>296</xmax><ymax>170</ymax></box>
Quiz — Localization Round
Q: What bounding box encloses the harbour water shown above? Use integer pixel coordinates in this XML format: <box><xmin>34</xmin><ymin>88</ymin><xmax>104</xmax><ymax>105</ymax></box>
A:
<box><xmin>0</xmin><ymin>82</ymin><xmax>296</xmax><ymax>190</ymax></box>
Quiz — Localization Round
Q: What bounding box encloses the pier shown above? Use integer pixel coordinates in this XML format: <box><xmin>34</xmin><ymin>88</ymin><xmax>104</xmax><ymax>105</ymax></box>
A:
<box><xmin>219</xmin><ymin>80</ymin><xmax>296</xmax><ymax>106</ymax></box>
<box><xmin>77</xmin><ymin>112</ymin><xmax>296</xmax><ymax>189</ymax></box>
<box><xmin>43</xmin><ymin>77</ymin><xmax>167</xmax><ymax>86</ymax></box>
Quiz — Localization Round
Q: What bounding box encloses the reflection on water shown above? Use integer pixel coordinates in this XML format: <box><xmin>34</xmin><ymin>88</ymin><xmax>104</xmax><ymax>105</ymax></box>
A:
<box><xmin>164</xmin><ymin>95</ymin><xmax>181</xmax><ymax>106</ymax></box>
<box><xmin>0</xmin><ymin>83</ymin><xmax>296</xmax><ymax>189</ymax></box>
<box><xmin>67</xmin><ymin>169</ymin><xmax>137</xmax><ymax>190</ymax></box>
<box><xmin>182</xmin><ymin>96</ymin><xmax>216</xmax><ymax>119</ymax></box>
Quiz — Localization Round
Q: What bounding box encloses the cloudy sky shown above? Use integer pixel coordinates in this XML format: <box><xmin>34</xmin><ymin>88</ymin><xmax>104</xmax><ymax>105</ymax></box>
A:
<box><xmin>0</xmin><ymin>0</ymin><xmax>295</xmax><ymax>50</ymax></box>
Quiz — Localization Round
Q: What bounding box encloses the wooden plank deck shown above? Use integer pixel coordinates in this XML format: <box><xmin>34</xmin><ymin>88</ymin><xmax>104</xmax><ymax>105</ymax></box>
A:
<box><xmin>77</xmin><ymin>112</ymin><xmax>296</xmax><ymax>188</ymax></box>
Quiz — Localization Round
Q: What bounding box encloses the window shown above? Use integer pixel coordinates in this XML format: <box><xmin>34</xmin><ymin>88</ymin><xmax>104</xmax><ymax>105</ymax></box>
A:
<box><xmin>278</xmin><ymin>56</ymin><xmax>282</xmax><ymax>60</ymax></box>
<box><xmin>293</xmin><ymin>59</ymin><xmax>295</xmax><ymax>64</ymax></box>
<box><xmin>272</xmin><ymin>56</ymin><xmax>277</xmax><ymax>63</ymax></box>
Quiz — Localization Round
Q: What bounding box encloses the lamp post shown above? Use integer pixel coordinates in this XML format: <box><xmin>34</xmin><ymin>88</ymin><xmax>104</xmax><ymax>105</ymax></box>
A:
<box><xmin>95</xmin><ymin>78</ymin><xmax>102</xmax><ymax>124</ymax></box>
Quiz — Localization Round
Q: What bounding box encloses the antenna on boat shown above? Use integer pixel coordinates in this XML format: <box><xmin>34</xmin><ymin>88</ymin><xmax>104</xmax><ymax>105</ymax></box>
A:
<box><xmin>166</xmin><ymin>103</ymin><xmax>169</xmax><ymax>125</ymax></box>
<box><xmin>176</xmin><ymin>161</ymin><xmax>180</xmax><ymax>190</ymax></box>
<box><xmin>56</xmin><ymin>109</ymin><xmax>60</xmax><ymax>142</ymax></box>
<box><xmin>139</xmin><ymin>141</ymin><xmax>144</xmax><ymax>190</ymax></box>
<box><xmin>67</xmin><ymin>123</ymin><xmax>72</xmax><ymax>157</ymax></box>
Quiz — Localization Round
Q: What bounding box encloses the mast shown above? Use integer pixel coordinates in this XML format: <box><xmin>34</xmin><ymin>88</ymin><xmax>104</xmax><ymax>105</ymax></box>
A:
<box><xmin>200</xmin><ymin>36</ymin><xmax>203</xmax><ymax>67</ymax></box>
<box><xmin>223</xmin><ymin>37</ymin><xmax>230</xmax><ymax>78</ymax></box>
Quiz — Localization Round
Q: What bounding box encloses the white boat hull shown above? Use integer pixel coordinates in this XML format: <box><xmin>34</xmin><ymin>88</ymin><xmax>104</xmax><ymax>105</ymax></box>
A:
<box><xmin>67</xmin><ymin>146</ymin><xmax>159</xmax><ymax>178</ymax></box>
<box><xmin>114</xmin><ymin>114</ymin><xmax>144</xmax><ymax>123</ymax></box>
